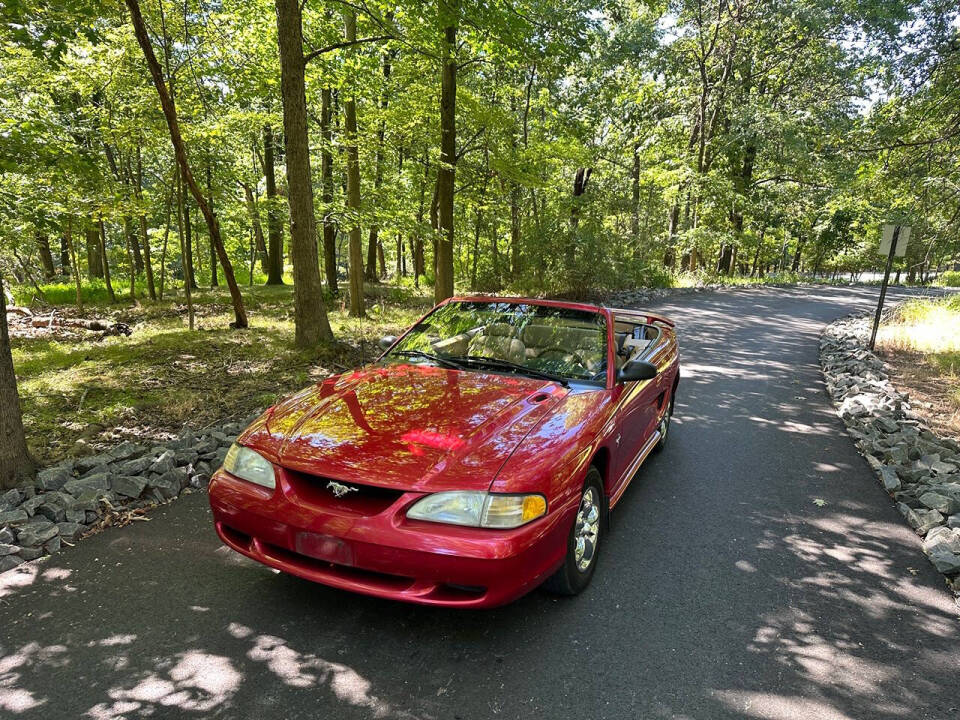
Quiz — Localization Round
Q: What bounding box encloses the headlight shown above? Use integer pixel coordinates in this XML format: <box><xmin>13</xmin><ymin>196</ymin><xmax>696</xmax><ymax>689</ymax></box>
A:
<box><xmin>222</xmin><ymin>444</ymin><xmax>276</xmax><ymax>490</ymax></box>
<box><xmin>407</xmin><ymin>491</ymin><xmax>546</xmax><ymax>529</ymax></box>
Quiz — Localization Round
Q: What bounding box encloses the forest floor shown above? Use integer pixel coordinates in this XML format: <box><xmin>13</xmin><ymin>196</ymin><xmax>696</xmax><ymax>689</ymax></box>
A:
<box><xmin>877</xmin><ymin>294</ymin><xmax>960</xmax><ymax>441</ymax></box>
<box><xmin>8</xmin><ymin>281</ymin><xmax>432</xmax><ymax>466</ymax></box>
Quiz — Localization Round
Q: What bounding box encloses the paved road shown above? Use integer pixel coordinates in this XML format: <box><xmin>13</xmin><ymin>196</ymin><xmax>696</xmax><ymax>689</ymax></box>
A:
<box><xmin>1</xmin><ymin>286</ymin><xmax>957</xmax><ymax>720</ymax></box>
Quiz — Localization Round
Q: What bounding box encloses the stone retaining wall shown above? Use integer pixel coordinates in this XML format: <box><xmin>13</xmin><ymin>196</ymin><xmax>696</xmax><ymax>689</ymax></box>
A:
<box><xmin>0</xmin><ymin>417</ymin><xmax>254</xmax><ymax>574</ymax></box>
<box><xmin>820</xmin><ymin>314</ymin><xmax>960</xmax><ymax>592</ymax></box>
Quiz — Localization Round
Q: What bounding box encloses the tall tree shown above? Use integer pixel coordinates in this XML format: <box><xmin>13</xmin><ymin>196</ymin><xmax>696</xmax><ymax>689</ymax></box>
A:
<box><xmin>0</xmin><ymin>277</ymin><xmax>35</xmax><ymax>489</ymax></box>
<box><xmin>125</xmin><ymin>0</ymin><xmax>247</xmax><ymax>328</ymax></box>
<box><xmin>342</xmin><ymin>9</ymin><xmax>365</xmax><ymax>318</ymax></box>
<box><xmin>263</xmin><ymin>124</ymin><xmax>285</xmax><ymax>285</ymax></box>
<box><xmin>320</xmin><ymin>87</ymin><xmax>339</xmax><ymax>295</ymax></box>
<box><xmin>434</xmin><ymin>2</ymin><xmax>457</xmax><ymax>303</ymax></box>
<box><xmin>274</xmin><ymin>0</ymin><xmax>334</xmax><ymax>346</ymax></box>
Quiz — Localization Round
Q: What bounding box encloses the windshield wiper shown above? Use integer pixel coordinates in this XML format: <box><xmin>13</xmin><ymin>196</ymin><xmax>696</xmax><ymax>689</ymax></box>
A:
<box><xmin>389</xmin><ymin>350</ymin><xmax>468</xmax><ymax>370</ymax></box>
<box><xmin>449</xmin><ymin>356</ymin><xmax>570</xmax><ymax>387</ymax></box>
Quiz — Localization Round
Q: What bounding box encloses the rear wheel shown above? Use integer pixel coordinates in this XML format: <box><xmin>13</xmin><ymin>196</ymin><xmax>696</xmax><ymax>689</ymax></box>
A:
<box><xmin>544</xmin><ymin>467</ymin><xmax>604</xmax><ymax>596</ymax></box>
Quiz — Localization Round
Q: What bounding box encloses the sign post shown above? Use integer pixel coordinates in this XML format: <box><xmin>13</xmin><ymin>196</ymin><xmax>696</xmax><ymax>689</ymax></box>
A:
<box><xmin>869</xmin><ymin>224</ymin><xmax>910</xmax><ymax>351</ymax></box>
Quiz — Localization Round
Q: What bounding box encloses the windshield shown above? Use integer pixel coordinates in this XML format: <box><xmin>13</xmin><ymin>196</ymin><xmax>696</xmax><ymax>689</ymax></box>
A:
<box><xmin>387</xmin><ymin>301</ymin><xmax>608</xmax><ymax>384</ymax></box>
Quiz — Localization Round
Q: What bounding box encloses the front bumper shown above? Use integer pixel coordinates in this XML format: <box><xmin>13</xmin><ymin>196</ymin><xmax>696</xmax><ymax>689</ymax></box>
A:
<box><xmin>208</xmin><ymin>468</ymin><xmax>571</xmax><ymax>608</ymax></box>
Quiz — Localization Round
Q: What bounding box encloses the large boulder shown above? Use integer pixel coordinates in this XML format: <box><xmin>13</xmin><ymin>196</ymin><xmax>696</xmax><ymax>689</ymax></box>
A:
<box><xmin>19</xmin><ymin>495</ymin><xmax>45</xmax><ymax>517</ymax></box>
<box><xmin>148</xmin><ymin>450</ymin><xmax>176</xmax><ymax>476</ymax></box>
<box><xmin>922</xmin><ymin>527</ymin><xmax>960</xmax><ymax>575</ymax></box>
<box><xmin>74</xmin><ymin>454</ymin><xmax>110</xmax><ymax>475</ymax></box>
<box><xmin>150</xmin><ymin>468</ymin><xmax>186</xmax><ymax>500</ymax></box>
<box><xmin>0</xmin><ymin>556</ymin><xmax>23</xmax><ymax>573</ymax></box>
<box><xmin>56</xmin><ymin>522</ymin><xmax>84</xmax><ymax>541</ymax></box>
<box><xmin>898</xmin><ymin>503</ymin><xmax>944</xmax><ymax>535</ymax></box>
<box><xmin>37</xmin><ymin>492</ymin><xmax>71</xmax><ymax>523</ymax></box>
<box><xmin>112</xmin><ymin>475</ymin><xmax>148</xmax><ymax>499</ymax></box>
<box><xmin>0</xmin><ymin>488</ymin><xmax>23</xmax><ymax>510</ymax></box>
<box><xmin>64</xmin><ymin>473</ymin><xmax>110</xmax><ymax>496</ymax></box>
<box><xmin>919</xmin><ymin>492</ymin><xmax>960</xmax><ymax>516</ymax></box>
<box><xmin>0</xmin><ymin>509</ymin><xmax>28</xmax><ymax>526</ymax></box>
<box><xmin>879</xmin><ymin>466</ymin><xmax>901</xmax><ymax>493</ymax></box>
<box><xmin>36</xmin><ymin>463</ymin><xmax>74</xmax><ymax>491</ymax></box>
<box><xmin>16</xmin><ymin>522</ymin><xmax>59</xmax><ymax>548</ymax></box>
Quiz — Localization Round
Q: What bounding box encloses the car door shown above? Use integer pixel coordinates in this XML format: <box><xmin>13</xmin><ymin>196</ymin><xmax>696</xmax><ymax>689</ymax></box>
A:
<box><xmin>608</xmin><ymin>322</ymin><xmax>665</xmax><ymax>495</ymax></box>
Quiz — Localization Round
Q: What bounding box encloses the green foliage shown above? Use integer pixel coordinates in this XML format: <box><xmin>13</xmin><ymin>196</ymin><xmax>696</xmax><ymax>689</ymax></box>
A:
<box><xmin>938</xmin><ymin>271</ymin><xmax>960</xmax><ymax>288</ymax></box>
<box><xmin>0</xmin><ymin>0</ymin><xmax>956</xmax><ymax>309</ymax></box>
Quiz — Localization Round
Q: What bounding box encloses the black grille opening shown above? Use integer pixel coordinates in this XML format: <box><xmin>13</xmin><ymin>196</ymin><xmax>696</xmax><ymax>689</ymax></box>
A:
<box><xmin>281</xmin><ymin>468</ymin><xmax>405</xmax><ymax>516</ymax></box>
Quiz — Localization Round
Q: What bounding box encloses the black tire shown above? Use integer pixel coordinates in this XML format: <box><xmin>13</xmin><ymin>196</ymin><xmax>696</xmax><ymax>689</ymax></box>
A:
<box><xmin>544</xmin><ymin>467</ymin><xmax>604</xmax><ymax>596</ymax></box>
<box><xmin>653</xmin><ymin>394</ymin><xmax>674</xmax><ymax>453</ymax></box>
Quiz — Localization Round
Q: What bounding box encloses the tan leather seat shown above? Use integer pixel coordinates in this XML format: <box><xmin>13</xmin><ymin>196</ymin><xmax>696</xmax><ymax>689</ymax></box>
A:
<box><xmin>522</xmin><ymin>325</ymin><xmax>604</xmax><ymax>372</ymax></box>
<box><xmin>467</xmin><ymin>323</ymin><xmax>526</xmax><ymax>364</ymax></box>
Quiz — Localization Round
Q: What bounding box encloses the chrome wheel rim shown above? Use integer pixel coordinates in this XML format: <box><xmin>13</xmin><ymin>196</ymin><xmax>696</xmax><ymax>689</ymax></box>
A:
<box><xmin>574</xmin><ymin>486</ymin><xmax>600</xmax><ymax>572</ymax></box>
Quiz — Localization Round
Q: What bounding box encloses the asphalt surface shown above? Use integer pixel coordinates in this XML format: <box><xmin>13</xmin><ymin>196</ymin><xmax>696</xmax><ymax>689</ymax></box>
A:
<box><xmin>1</xmin><ymin>286</ymin><xmax>958</xmax><ymax>720</ymax></box>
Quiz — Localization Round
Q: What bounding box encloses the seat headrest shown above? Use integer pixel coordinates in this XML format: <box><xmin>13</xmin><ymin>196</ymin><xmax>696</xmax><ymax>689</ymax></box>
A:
<box><xmin>483</xmin><ymin>323</ymin><xmax>515</xmax><ymax>338</ymax></box>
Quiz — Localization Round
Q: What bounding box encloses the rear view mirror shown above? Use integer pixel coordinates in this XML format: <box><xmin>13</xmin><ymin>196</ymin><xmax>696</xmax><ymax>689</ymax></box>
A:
<box><xmin>618</xmin><ymin>360</ymin><xmax>658</xmax><ymax>383</ymax></box>
<box><xmin>378</xmin><ymin>335</ymin><xmax>397</xmax><ymax>351</ymax></box>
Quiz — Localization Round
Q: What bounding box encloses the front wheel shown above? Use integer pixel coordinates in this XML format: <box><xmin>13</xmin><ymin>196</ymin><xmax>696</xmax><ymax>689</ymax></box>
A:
<box><xmin>544</xmin><ymin>467</ymin><xmax>604</xmax><ymax>596</ymax></box>
<box><xmin>653</xmin><ymin>395</ymin><xmax>674</xmax><ymax>452</ymax></box>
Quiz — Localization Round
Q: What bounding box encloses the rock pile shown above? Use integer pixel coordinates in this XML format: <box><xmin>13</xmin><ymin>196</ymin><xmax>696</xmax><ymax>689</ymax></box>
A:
<box><xmin>820</xmin><ymin>314</ymin><xmax>960</xmax><ymax>590</ymax></box>
<box><xmin>0</xmin><ymin>419</ymin><xmax>252</xmax><ymax>574</ymax></box>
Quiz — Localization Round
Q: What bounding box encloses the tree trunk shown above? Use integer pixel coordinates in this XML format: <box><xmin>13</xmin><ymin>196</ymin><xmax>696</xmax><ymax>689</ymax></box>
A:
<box><xmin>568</xmin><ymin>167</ymin><xmax>592</xmax><ymax>263</ymax></box>
<box><xmin>182</xmin><ymin>185</ymin><xmax>197</xmax><ymax>289</ymax></box>
<box><xmin>85</xmin><ymin>224</ymin><xmax>102</xmax><ymax>279</ymax></box>
<box><xmin>176</xmin><ymin>170</ymin><xmax>195</xmax><ymax>330</ymax></box>
<box><xmin>136</xmin><ymin>145</ymin><xmax>157</xmax><ymax>300</ymax></box>
<box><xmin>123</xmin><ymin>216</ymin><xmax>138</xmax><ymax>302</ymax></box>
<box><xmin>630</xmin><ymin>139</ymin><xmax>641</xmax><ymax>247</ymax></box>
<box><xmin>343</xmin><ymin>9</ymin><xmax>365</xmax><ymax>317</ymax></box>
<box><xmin>434</xmin><ymin>7</ymin><xmax>457</xmax><ymax>303</ymax></box>
<box><xmin>471</xmin><ymin>205</ymin><xmax>482</xmax><ymax>289</ymax></box>
<box><xmin>98</xmin><ymin>220</ymin><xmax>116</xmax><ymax>302</ymax></box>
<box><xmin>413</xmin><ymin>152</ymin><xmax>429</xmax><ymax>288</ymax></box>
<box><xmin>37</xmin><ymin>233</ymin><xmax>56</xmax><ymax>280</ymax></box>
<box><xmin>275</xmin><ymin>0</ymin><xmax>334</xmax><ymax>346</ymax></box>
<box><xmin>159</xmin><ymin>171</ymin><xmax>174</xmax><ymax>299</ymax></box>
<box><xmin>63</xmin><ymin>218</ymin><xmax>84</xmax><ymax>309</ymax></box>
<box><xmin>0</xmin><ymin>276</ymin><xmax>35</xmax><ymax>489</ymax></box>
<box><xmin>242</xmin><ymin>182</ymin><xmax>269</xmax><ymax>274</ymax></box>
<box><xmin>365</xmin><ymin>49</ymin><xmax>392</xmax><ymax>283</ymax></box>
<box><xmin>59</xmin><ymin>235</ymin><xmax>71</xmax><ymax>276</ymax></box>
<box><xmin>320</xmin><ymin>87</ymin><xmax>339</xmax><ymax>295</ymax></box>
<box><xmin>791</xmin><ymin>236</ymin><xmax>805</xmax><ymax>272</ymax></box>
<box><xmin>264</xmin><ymin>123</ymin><xmax>285</xmax><ymax>285</ymax></box>
<box><xmin>126</xmin><ymin>0</ymin><xmax>247</xmax><ymax>327</ymax></box>
<box><xmin>207</xmin><ymin>158</ymin><xmax>218</xmax><ymax>287</ymax></box>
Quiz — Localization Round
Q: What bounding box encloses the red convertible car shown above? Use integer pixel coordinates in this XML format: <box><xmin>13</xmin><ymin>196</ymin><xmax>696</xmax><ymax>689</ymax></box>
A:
<box><xmin>209</xmin><ymin>297</ymin><xmax>679</xmax><ymax>607</ymax></box>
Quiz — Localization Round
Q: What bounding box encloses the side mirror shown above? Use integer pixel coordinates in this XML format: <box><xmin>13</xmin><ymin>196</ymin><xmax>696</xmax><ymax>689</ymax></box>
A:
<box><xmin>378</xmin><ymin>335</ymin><xmax>398</xmax><ymax>351</ymax></box>
<box><xmin>618</xmin><ymin>360</ymin><xmax>658</xmax><ymax>383</ymax></box>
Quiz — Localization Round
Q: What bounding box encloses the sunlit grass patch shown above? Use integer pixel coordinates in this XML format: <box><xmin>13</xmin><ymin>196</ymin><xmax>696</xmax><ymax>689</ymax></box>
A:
<box><xmin>9</xmin><ymin>281</ymin><xmax>430</xmax><ymax>464</ymax></box>
<box><xmin>878</xmin><ymin>296</ymin><xmax>960</xmax><ymax>354</ymax></box>
<box><xmin>878</xmin><ymin>294</ymin><xmax>960</xmax><ymax>440</ymax></box>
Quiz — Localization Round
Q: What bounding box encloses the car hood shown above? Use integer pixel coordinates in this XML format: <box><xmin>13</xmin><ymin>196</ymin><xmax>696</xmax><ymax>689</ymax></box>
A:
<box><xmin>238</xmin><ymin>363</ymin><xmax>569</xmax><ymax>492</ymax></box>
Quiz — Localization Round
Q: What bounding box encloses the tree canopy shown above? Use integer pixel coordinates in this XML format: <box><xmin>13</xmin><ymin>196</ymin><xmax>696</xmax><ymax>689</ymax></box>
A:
<box><xmin>0</xmin><ymin>0</ymin><xmax>957</xmax><ymax>318</ymax></box>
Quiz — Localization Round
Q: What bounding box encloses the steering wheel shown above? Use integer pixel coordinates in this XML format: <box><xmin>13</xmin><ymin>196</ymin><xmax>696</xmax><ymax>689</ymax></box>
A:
<box><xmin>536</xmin><ymin>347</ymin><xmax>588</xmax><ymax>368</ymax></box>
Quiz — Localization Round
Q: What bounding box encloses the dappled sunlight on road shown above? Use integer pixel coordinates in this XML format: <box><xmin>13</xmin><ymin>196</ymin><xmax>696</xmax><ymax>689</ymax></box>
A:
<box><xmin>87</xmin><ymin>650</ymin><xmax>242</xmax><ymax>718</ymax></box>
<box><xmin>1</xmin><ymin>287</ymin><xmax>957</xmax><ymax>720</ymax></box>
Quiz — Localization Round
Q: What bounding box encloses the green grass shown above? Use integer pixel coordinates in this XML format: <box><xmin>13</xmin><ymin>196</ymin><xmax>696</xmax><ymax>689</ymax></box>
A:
<box><xmin>9</xmin><ymin>281</ymin><xmax>430</xmax><ymax>465</ymax></box>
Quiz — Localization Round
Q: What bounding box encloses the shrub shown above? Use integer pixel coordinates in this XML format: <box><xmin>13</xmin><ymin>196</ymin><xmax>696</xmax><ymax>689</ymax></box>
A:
<box><xmin>938</xmin><ymin>270</ymin><xmax>960</xmax><ymax>287</ymax></box>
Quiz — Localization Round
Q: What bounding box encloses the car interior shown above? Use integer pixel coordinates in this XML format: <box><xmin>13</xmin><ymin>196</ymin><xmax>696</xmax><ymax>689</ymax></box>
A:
<box><xmin>423</xmin><ymin>312</ymin><xmax>661</xmax><ymax>380</ymax></box>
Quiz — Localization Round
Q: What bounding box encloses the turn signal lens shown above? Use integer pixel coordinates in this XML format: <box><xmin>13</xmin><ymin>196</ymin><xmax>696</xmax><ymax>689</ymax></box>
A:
<box><xmin>481</xmin><ymin>494</ymin><xmax>547</xmax><ymax>529</ymax></box>
<box><xmin>522</xmin><ymin>495</ymin><xmax>547</xmax><ymax>522</ymax></box>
